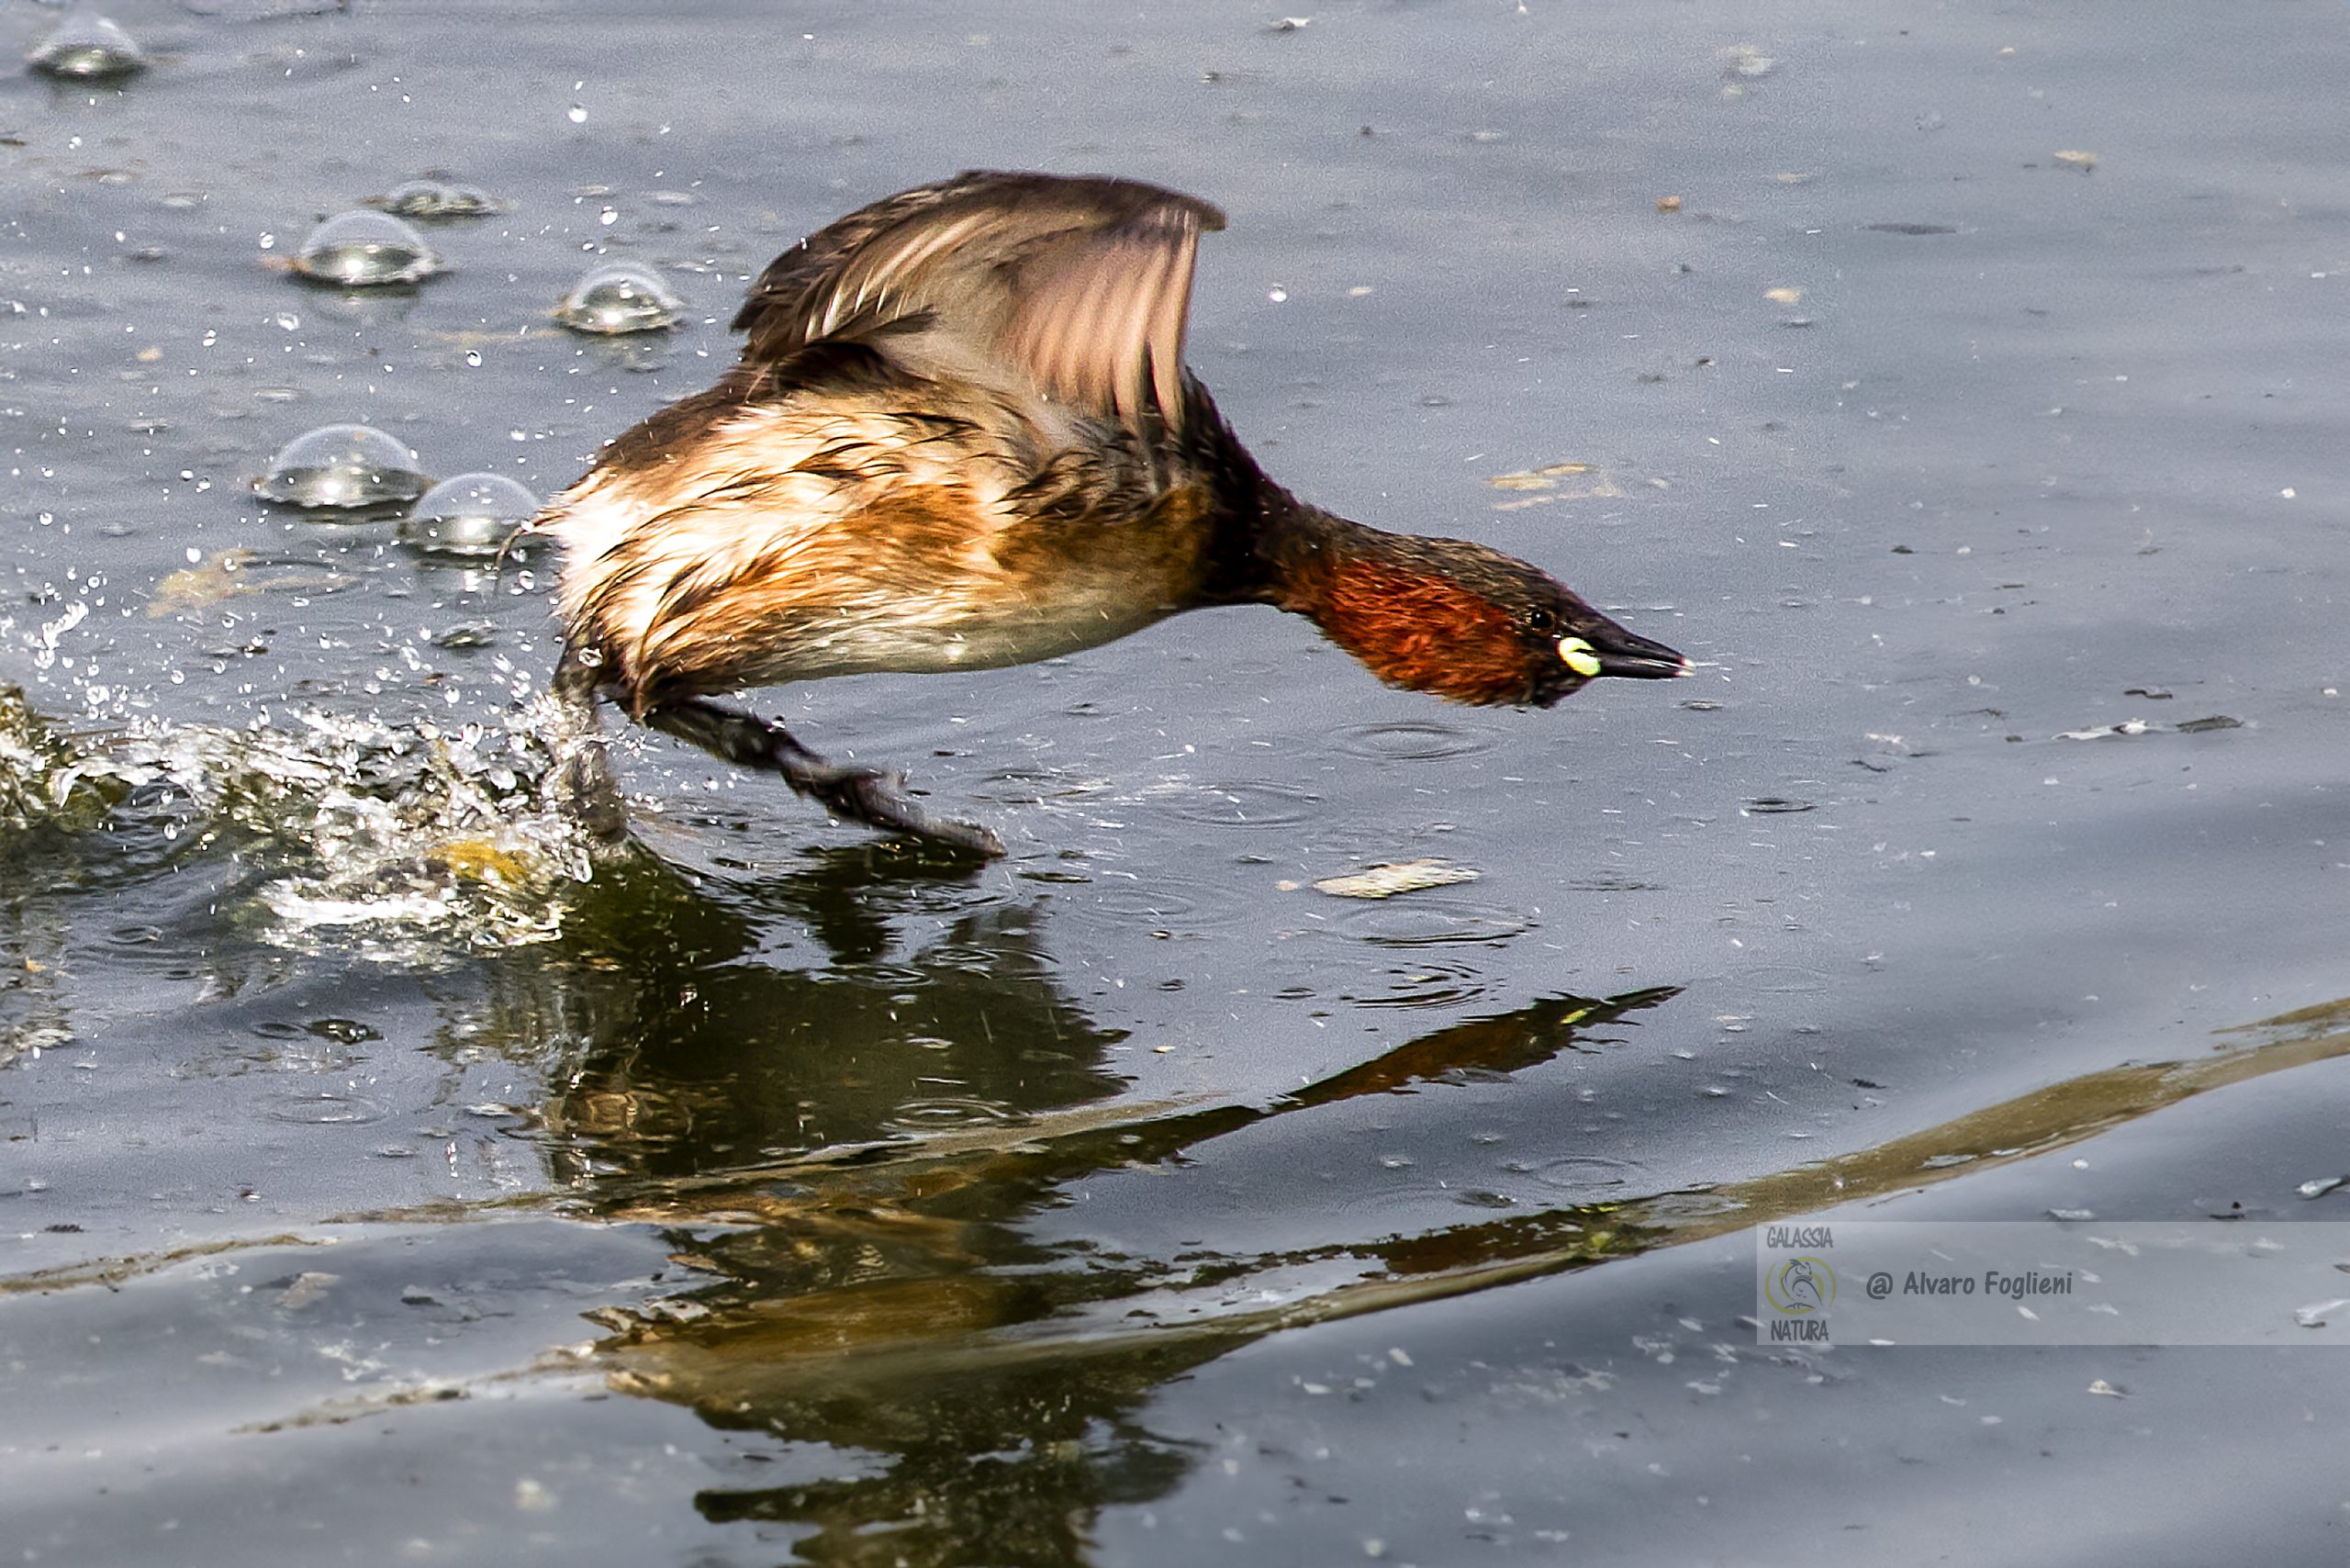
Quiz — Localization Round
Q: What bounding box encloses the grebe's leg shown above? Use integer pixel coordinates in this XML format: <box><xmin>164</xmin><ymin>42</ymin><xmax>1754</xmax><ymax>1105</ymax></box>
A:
<box><xmin>548</xmin><ymin>644</ymin><xmax>629</xmax><ymax>840</ymax></box>
<box><xmin>644</xmin><ymin>697</ymin><xmax>1005</xmax><ymax>857</ymax></box>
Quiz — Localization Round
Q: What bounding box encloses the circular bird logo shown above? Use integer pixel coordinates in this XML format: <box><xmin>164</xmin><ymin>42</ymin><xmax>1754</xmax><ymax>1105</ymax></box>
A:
<box><xmin>1764</xmin><ymin>1256</ymin><xmax>1837</xmax><ymax>1316</ymax></box>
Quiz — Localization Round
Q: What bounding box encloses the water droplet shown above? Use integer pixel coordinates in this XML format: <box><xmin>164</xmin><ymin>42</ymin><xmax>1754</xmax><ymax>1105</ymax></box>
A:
<box><xmin>364</xmin><ymin>178</ymin><xmax>500</xmax><ymax>218</ymax></box>
<box><xmin>566</xmin><ymin>103</ymin><xmax>588</xmax><ymax>124</ymax></box>
<box><xmin>288</xmin><ymin>210</ymin><xmax>440</xmax><ymax>287</ymax></box>
<box><xmin>253</xmin><ymin>423</ymin><xmax>431</xmax><ymax>510</ymax></box>
<box><xmin>554</xmin><ymin>263</ymin><xmax>683</xmax><ymax>334</ymax></box>
<box><xmin>397</xmin><ymin>473</ymin><xmax>540</xmax><ymax>557</ymax></box>
<box><xmin>28</xmin><ymin>15</ymin><xmax>147</xmax><ymax>81</ymax></box>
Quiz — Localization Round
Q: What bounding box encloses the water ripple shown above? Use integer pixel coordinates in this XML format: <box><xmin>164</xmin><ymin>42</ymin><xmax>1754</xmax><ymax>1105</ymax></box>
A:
<box><xmin>1334</xmin><ymin>898</ymin><xmax>1539</xmax><ymax>948</ymax></box>
<box><xmin>1329</xmin><ymin>720</ymin><xmax>1498</xmax><ymax>763</ymax></box>
<box><xmin>1153</xmin><ymin>780</ymin><xmax>1324</xmax><ymax>829</ymax></box>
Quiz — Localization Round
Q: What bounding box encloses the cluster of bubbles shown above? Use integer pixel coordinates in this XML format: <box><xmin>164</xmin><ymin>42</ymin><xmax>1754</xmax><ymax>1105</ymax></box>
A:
<box><xmin>22</xmin><ymin>10</ymin><xmax>687</xmax><ymax>948</ymax></box>
<box><xmin>283</xmin><ymin>189</ymin><xmax>682</xmax><ymax>331</ymax></box>
<box><xmin>29</xmin><ymin>14</ymin><xmax>684</xmax><ymax>331</ymax></box>
<box><xmin>251</xmin><ymin>424</ymin><xmax>543</xmax><ymax>562</ymax></box>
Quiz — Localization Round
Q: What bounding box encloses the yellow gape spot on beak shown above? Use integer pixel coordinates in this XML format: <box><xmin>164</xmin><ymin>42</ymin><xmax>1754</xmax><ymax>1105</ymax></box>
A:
<box><xmin>1558</xmin><ymin>636</ymin><xmax>1601</xmax><ymax>678</ymax></box>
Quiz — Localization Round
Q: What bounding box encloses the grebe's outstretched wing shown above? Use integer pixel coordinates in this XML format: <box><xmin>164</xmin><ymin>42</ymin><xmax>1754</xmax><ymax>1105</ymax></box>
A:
<box><xmin>733</xmin><ymin>171</ymin><xmax>1225</xmax><ymax>436</ymax></box>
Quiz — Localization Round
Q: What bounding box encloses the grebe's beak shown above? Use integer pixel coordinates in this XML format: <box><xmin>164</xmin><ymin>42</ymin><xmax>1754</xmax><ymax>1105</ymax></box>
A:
<box><xmin>1561</xmin><ymin>625</ymin><xmax>1690</xmax><ymax>681</ymax></box>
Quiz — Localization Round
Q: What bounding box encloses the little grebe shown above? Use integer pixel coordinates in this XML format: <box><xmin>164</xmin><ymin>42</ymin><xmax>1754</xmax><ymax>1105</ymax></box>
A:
<box><xmin>543</xmin><ymin>171</ymin><xmax>1688</xmax><ymax>854</ymax></box>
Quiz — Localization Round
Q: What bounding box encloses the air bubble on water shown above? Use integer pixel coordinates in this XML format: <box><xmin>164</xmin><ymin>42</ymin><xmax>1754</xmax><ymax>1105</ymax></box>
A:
<box><xmin>554</xmin><ymin>263</ymin><xmax>683</xmax><ymax>334</ymax></box>
<box><xmin>364</xmin><ymin>178</ymin><xmax>501</xmax><ymax>218</ymax></box>
<box><xmin>28</xmin><ymin>14</ymin><xmax>148</xmax><ymax>81</ymax></box>
<box><xmin>253</xmin><ymin>423</ymin><xmax>431</xmax><ymax>509</ymax></box>
<box><xmin>288</xmin><ymin>210</ymin><xmax>440</xmax><ymax>287</ymax></box>
<box><xmin>397</xmin><ymin>473</ymin><xmax>541</xmax><ymax>558</ymax></box>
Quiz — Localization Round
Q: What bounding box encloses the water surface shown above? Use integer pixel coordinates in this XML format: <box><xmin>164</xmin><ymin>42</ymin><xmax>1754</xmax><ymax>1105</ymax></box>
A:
<box><xmin>5</xmin><ymin>2</ymin><xmax>2349</xmax><ymax>1563</ymax></box>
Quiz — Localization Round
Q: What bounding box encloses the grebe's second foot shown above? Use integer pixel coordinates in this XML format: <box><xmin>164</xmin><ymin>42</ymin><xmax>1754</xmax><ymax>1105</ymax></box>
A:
<box><xmin>544</xmin><ymin>654</ymin><xmax>630</xmax><ymax>841</ymax></box>
<box><xmin>553</xmin><ymin>732</ymin><xmax>630</xmax><ymax>841</ymax></box>
<box><xmin>644</xmin><ymin>698</ymin><xmax>1005</xmax><ymax>857</ymax></box>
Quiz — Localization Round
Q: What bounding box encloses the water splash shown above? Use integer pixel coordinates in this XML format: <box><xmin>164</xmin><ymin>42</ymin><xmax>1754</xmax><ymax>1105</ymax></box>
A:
<box><xmin>2</xmin><ymin>685</ymin><xmax>615</xmax><ymax>963</ymax></box>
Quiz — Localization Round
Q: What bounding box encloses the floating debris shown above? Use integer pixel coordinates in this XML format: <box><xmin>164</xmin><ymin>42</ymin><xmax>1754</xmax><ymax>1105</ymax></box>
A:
<box><xmin>1488</xmin><ymin>461</ymin><xmax>1592</xmax><ymax>492</ymax></box>
<box><xmin>1313</xmin><ymin>859</ymin><xmax>1481</xmax><ymax>901</ymax></box>
<box><xmin>254</xmin><ymin>423</ymin><xmax>431</xmax><ymax>509</ymax></box>
<box><xmin>364</xmin><ymin>178</ymin><xmax>501</xmax><ymax>218</ymax></box>
<box><xmin>1721</xmin><ymin>44</ymin><xmax>1775</xmax><ymax>79</ymax></box>
<box><xmin>554</xmin><ymin>263</ymin><xmax>682</xmax><ymax>334</ymax></box>
<box><xmin>1742</xmin><ymin>797</ymin><xmax>1817</xmax><ymax>814</ymax></box>
<box><xmin>2053</xmin><ymin>149</ymin><xmax>2098</xmax><ymax>172</ymax></box>
<box><xmin>397</xmin><ymin>473</ymin><xmax>541</xmax><ymax>558</ymax></box>
<box><xmin>148</xmin><ymin>549</ymin><xmax>354</xmax><ymax>617</ymax></box>
<box><xmin>289</xmin><ymin>210</ymin><xmax>441</xmax><ymax>286</ymax></box>
<box><xmin>1866</xmin><ymin>222</ymin><xmax>1957</xmax><ymax>236</ymax></box>
<box><xmin>1764</xmin><ymin>286</ymin><xmax>1803</xmax><ymax>305</ymax></box>
<box><xmin>431</xmin><ymin>622</ymin><xmax>498</xmax><ymax>650</ymax></box>
<box><xmin>2056</xmin><ymin>714</ymin><xmax>2240</xmax><ymax>741</ymax></box>
<box><xmin>2298</xmin><ymin>1175</ymin><xmax>2347</xmax><ymax>1201</ymax></box>
<box><xmin>27</xmin><ymin>14</ymin><xmax>147</xmax><ymax>81</ymax></box>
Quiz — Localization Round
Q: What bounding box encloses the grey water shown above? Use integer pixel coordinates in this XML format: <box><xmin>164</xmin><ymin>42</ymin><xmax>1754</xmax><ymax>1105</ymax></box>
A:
<box><xmin>5</xmin><ymin>2</ymin><xmax>2349</xmax><ymax>1563</ymax></box>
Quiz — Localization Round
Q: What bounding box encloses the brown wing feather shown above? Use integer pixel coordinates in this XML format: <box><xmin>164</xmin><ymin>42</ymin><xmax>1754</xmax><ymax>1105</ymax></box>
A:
<box><xmin>732</xmin><ymin>170</ymin><xmax>1225</xmax><ymax>435</ymax></box>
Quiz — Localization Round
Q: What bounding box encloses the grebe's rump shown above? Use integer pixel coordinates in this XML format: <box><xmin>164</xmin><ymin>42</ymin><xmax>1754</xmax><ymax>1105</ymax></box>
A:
<box><xmin>541</xmin><ymin>171</ymin><xmax>1687</xmax><ymax>856</ymax></box>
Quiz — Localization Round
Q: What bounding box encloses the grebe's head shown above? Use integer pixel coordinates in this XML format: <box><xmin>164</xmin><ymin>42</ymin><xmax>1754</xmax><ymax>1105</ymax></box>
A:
<box><xmin>1512</xmin><ymin>583</ymin><xmax>1691</xmax><ymax>708</ymax></box>
<box><xmin>1320</xmin><ymin>539</ymin><xmax>1689</xmax><ymax>708</ymax></box>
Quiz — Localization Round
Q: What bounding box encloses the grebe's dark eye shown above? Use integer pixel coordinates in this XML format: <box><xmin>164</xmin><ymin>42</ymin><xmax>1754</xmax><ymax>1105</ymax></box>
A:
<box><xmin>1523</xmin><ymin>606</ymin><xmax>1558</xmax><ymax>635</ymax></box>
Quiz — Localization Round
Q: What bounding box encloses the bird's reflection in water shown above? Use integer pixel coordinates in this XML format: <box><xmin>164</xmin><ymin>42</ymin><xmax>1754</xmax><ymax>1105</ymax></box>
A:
<box><xmin>460</xmin><ymin>861</ymin><xmax>1677</xmax><ymax>1566</ymax></box>
<box><xmin>458</xmin><ymin>834</ymin><xmax>1128</xmax><ymax>1182</ymax></box>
